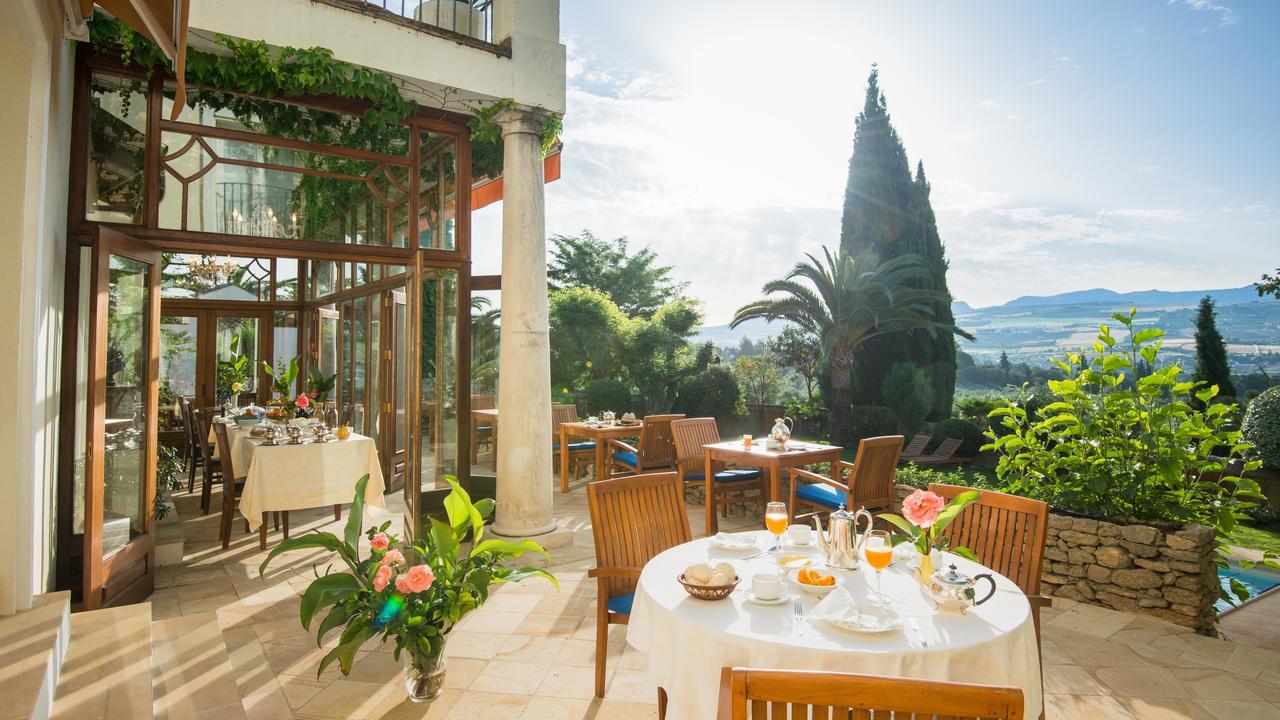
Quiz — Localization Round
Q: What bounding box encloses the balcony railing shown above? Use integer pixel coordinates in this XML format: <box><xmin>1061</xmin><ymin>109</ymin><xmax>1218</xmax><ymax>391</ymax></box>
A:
<box><xmin>331</xmin><ymin>0</ymin><xmax>494</xmax><ymax>44</ymax></box>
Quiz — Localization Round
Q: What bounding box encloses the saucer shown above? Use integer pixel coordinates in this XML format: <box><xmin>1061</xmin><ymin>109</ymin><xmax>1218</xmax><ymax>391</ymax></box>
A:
<box><xmin>781</xmin><ymin>539</ymin><xmax>814</xmax><ymax>550</ymax></box>
<box><xmin>743</xmin><ymin>590</ymin><xmax>789</xmax><ymax>606</ymax></box>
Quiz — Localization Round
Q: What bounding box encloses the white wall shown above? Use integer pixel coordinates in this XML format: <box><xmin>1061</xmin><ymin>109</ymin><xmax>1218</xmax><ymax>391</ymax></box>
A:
<box><xmin>0</xmin><ymin>0</ymin><xmax>73</xmax><ymax>615</ymax></box>
<box><xmin>189</xmin><ymin>0</ymin><xmax>566</xmax><ymax>115</ymax></box>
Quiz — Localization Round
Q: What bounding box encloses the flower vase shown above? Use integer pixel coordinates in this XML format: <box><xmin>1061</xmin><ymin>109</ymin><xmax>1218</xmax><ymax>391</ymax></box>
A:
<box><xmin>404</xmin><ymin>642</ymin><xmax>448</xmax><ymax>703</ymax></box>
<box><xmin>916</xmin><ymin>548</ymin><xmax>942</xmax><ymax>587</ymax></box>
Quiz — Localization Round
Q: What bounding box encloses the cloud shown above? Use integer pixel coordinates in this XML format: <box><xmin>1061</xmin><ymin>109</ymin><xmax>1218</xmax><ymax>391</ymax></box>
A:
<box><xmin>1134</xmin><ymin>165</ymin><xmax>1161</xmax><ymax>172</ymax></box>
<box><xmin>979</xmin><ymin>99</ymin><xmax>1001</xmax><ymax>110</ymax></box>
<box><xmin>1244</xmin><ymin>204</ymin><xmax>1272</xmax><ymax>214</ymax></box>
<box><xmin>1098</xmin><ymin>208</ymin><xmax>1199</xmax><ymax>222</ymax></box>
<box><xmin>1178</xmin><ymin>0</ymin><xmax>1241</xmax><ymax>27</ymax></box>
<box><xmin>930</xmin><ymin>178</ymin><xmax>1011</xmax><ymax>214</ymax></box>
<box><xmin>1027</xmin><ymin>78</ymin><xmax>1047</xmax><ymax>86</ymax></box>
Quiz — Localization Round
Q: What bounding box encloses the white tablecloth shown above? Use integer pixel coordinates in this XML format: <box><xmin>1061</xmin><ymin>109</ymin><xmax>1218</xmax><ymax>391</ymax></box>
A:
<box><xmin>626</xmin><ymin>531</ymin><xmax>1042</xmax><ymax>719</ymax></box>
<box><xmin>212</xmin><ymin>420</ymin><xmax>385</xmax><ymax>530</ymax></box>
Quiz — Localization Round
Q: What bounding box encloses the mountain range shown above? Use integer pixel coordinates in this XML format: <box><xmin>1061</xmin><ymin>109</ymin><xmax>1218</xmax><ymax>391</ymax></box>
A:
<box><xmin>963</xmin><ymin>285</ymin><xmax>1262</xmax><ymax>313</ymax></box>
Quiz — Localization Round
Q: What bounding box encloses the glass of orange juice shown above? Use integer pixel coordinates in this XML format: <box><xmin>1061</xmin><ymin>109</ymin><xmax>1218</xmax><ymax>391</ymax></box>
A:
<box><xmin>864</xmin><ymin>530</ymin><xmax>893</xmax><ymax>605</ymax></box>
<box><xmin>764</xmin><ymin>501</ymin><xmax>788</xmax><ymax>554</ymax></box>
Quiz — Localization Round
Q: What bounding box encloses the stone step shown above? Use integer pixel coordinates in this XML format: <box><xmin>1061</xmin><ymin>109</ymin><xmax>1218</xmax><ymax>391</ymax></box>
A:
<box><xmin>50</xmin><ymin>603</ymin><xmax>154</xmax><ymax>720</ymax></box>
<box><xmin>155</xmin><ymin>497</ymin><xmax>185</xmax><ymax>568</ymax></box>
<box><xmin>151</xmin><ymin>613</ymin><xmax>246</xmax><ymax>720</ymax></box>
<box><xmin>0</xmin><ymin>590</ymin><xmax>71</xmax><ymax>720</ymax></box>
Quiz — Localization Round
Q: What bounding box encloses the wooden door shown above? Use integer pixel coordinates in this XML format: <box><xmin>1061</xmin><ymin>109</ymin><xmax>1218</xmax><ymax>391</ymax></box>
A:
<box><xmin>83</xmin><ymin>227</ymin><xmax>161</xmax><ymax>609</ymax></box>
<box><xmin>382</xmin><ymin>290</ymin><xmax>408</xmax><ymax>491</ymax></box>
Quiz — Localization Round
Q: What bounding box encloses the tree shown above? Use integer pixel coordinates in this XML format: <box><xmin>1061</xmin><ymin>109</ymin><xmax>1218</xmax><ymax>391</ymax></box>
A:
<box><xmin>880</xmin><ymin>362</ymin><xmax>933</xmax><ymax>433</ymax></box>
<box><xmin>732</xmin><ymin>247</ymin><xmax>971</xmax><ymax>445</ymax></box>
<box><xmin>1257</xmin><ymin>269</ymin><xmax>1280</xmax><ymax>300</ymax></box>
<box><xmin>1192</xmin><ymin>295</ymin><xmax>1237</xmax><ymax>398</ymax></box>
<box><xmin>471</xmin><ymin>296</ymin><xmax>500</xmax><ymax>394</ymax></box>
<box><xmin>998</xmin><ymin>351</ymin><xmax>1012</xmax><ymax>385</ymax></box>
<box><xmin>839</xmin><ymin>66</ymin><xmax>961</xmax><ymax>420</ymax></box>
<box><xmin>547</xmin><ymin>230</ymin><xmax>687</xmax><ymax>318</ymax></box>
<box><xmin>622</xmin><ymin>297</ymin><xmax>714</xmax><ymax>412</ymax></box>
<box><xmin>769</xmin><ymin>327</ymin><xmax>821</xmax><ymax>401</ymax></box>
<box><xmin>547</xmin><ymin>287</ymin><xmax>627</xmax><ymax>391</ymax></box>
<box><xmin>734</xmin><ymin>355</ymin><xmax>783</xmax><ymax>407</ymax></box>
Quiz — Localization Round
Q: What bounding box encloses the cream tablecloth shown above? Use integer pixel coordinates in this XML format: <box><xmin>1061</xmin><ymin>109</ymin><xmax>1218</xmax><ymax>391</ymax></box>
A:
<box><xmin>211</xmin><ymin>420</ymin><xmax>385</xmax><ymax>531</ymax></box>
<box><xmin>626</xmin><ymin>531</ymin><xmax>1042</xmax><ymax>719</ymax></box>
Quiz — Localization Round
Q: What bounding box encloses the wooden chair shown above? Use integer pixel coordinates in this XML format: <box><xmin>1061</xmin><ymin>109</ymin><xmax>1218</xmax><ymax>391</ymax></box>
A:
<box><xmin>670</xmin><ymin>418</ymin><xmax>765</xmax><ymax>519</ymax></box>
<box><xmin>192</xmin><ymin>408</ymin><xmax>224</xmax><ymax>515</ymax></box>
<box><xmin>471</xmin><ymin>393</ymin><xmax>496</xmax><ymax>463</ymax></box>
<box><xmin>609</xmin><ymin>414</ymin><xmax>683</xmax><ymax>475</ymax></box>
<box><xmin>930</xmin><ymin>482</ymin><xmax>1049</xmax><ymax>719</ymax></box>
<box><xmin>912</xmin><ymin>437</ymin><xmax>965</xmax><ymax>465</ymax></box>
<box><xmin>716</xmin><ymin>667</ymin><xmax>1024</xmax><ymax>720</ymax></box>
<box><xmin>587</xmin><ymin>471</ymin><xmax>690</xmax><ymax>703</ymax></box>
<box><xmin>898</xmin><ymin>432</ymin><xmax>931</xmax><ymax>462</ymax></box>
<box><xmin>789</xmin><ymin>435</ymin><xmax>903</xmax><ymax>515</ymax></box>
<box><xmin>211</xmin><ymin>419</ymin><xmax>287</xmax><ymax>550</ymax></box>
<box><xmin>180</xmin><ymin>397</ymin><xmax>202</xmax><ymax>493</ymax></box>
<box><xmin>555</xmin><ymin>404</ymin><xmax>596</xmax><ymax>492</ymax></box>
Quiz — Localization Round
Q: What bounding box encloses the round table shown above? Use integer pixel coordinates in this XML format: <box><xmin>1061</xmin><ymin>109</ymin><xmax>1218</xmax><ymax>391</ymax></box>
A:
<box><xmin>626</xmin><ymin>531</ymin><xmax>1042</xmax><ymax>719</ymax></box>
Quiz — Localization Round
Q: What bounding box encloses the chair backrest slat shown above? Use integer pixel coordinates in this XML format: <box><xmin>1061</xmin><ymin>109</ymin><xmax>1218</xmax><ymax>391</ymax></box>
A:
<box><xmin>587</xmin><ymin>471</ymin><xmax>691</xmax><ymax>599</ymax></box>
<box><xmin>552</xmin><ymin>404</ymin><xmax>577</xmax><ymax>435</ymax></box>
<box><xmin>848</xmin><ymin>435</ymin><xmax>903</xmax><ymax>512</ymax></box>
<box><xmin>902</xmin><ymin>433</ymin><xmax>931</xmax><ymax>457</ymax></box>
<box><xmin>637</xmin><ymin>414</ymin><xmax>683</xmax><ymax>468</ymax></box>
<box><xmin>210</xmin><ymin>416</ymin><xmax>239</xmax><ymax>484</ymax></box>
<box><xmin>671</xmin><ymin>417</ymin><xmax>722</xmax><ymax>477</ymax></box>
<box><xmin>718</xmin><ymin>667</ymin><xmax>1024</xmax><ymax>720</ymax></box>
<box><xmin>193</xmin><ymin>407</ymin><xmax>218</xmax><ymax>461</ymax></box>
<box><xmin>472</xmin><ymin>394</ymin><xmax>496</xmax><ymax>410</ymax></box>
<box><xmin>929</xmin><ymin>483</ymin><xmax>1048</xmax><ymax>596</ymax></box>
<box><xmin>930</xmin><ymin>437</ymin><xmax>963</xmax><ymax>460</ymax></box>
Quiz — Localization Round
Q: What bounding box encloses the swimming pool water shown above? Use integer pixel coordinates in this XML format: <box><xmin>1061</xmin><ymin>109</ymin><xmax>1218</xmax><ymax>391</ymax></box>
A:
<box><xmin>1216</xmin><ymin>564</ymin><xmax>1280</xmax><ymax>613</ymax></box>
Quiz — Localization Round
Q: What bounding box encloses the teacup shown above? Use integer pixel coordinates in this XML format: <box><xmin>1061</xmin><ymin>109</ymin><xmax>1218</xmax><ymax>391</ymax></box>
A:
<box><xmin>587</xmin><ymin>416</ymin><xmax>599</xmax><ymax>424</ymax></box>
<box><xmin>751</xmin><ymin>573</ymin><xmax>782</xmax><ymax>601</ymax></box>
<box><xmin>787</xmin><ymin>525</ymin><xmax>812</xmax><ymax>546</ymax></box>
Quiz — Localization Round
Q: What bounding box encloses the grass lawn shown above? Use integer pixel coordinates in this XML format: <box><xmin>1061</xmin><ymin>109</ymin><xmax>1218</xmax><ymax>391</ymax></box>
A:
<box><xmin>1228</xmin><ymin>523</ymin><xmax>1280</xmax><ymax>555</ymax></box>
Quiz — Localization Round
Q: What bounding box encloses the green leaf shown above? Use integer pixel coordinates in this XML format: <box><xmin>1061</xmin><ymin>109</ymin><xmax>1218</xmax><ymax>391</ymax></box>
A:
<box><xmin>344</xmin><ymin>474</ymin><xmax>371</xmax><ymax>552</ymax></box>
<box><xmin>259</xmin><ymin>531</ymin><xmax>346</xmax><ymax>576</ymax></box>
<box><xmin>471</xmin><ymin>538</ymin><xmax>551</xmax><ymax>561</ymax></box>
<box><xmin>317</xmin><ymin>630</ymin><xmax>368</xmax><ymax>678</ymax></box>
<box><xmin>300</xmin><ymin>573</ymin><xmax>361</xmax><ymax>630</ymax></box>
<box><xmin>1132</xmin><ymin>328</ymin><xmax>1165</xmax><ymax>345</ymax></box>
<box><xmin>950</xmin><ymin>546</ymin><xmax>979</xmax><ymax>562</ymax></box>
<box><xmin>877</xmin><ymin>513</ymin><xmax>919</xmax><ymax>538</ymax></box>
<box><xmin>315</xmin><ymin>605</ymin><xmax>352</xmax><ymax>646</ymax></box>
<box><xmin>430</xmin><ymin>518</ymin><xmax>459</xmax><ymax>567</ymax></box>
<box><xmin>501</xmin><ymin>567</ymin><xmax>561</xmax><ymax>590</ymax></box>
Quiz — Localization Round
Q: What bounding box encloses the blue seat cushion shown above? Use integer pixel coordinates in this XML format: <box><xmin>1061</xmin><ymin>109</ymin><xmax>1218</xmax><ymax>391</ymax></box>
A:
<box><xmin>552</xmin><ymin>441</ymin><xmax>596</xmax><ymax>452</ymax></box>
<box><xmin>796</xmin><ymin>482</ymin><xmax>844</xmax><ymax>509</ymax></box>
<box><xmin>612</xmin><ymin>451</ymin><xmax>638</xmax><ymax>467</ymax></box>
<box><xmin>606</xmin><ymin>592</ymin><xmax>634</xmax><ymax>616</ymax></box>
<box><xmin>684</xmin><ymin>469</ymin><xmax>761</xmax><ymax>483</ymax></box>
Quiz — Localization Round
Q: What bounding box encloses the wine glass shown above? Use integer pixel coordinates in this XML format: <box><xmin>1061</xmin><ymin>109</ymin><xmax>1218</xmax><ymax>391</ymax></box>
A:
<box><xmin>764</xmin><ymin>502</ymin><xmax>789</xmax><ymax>555</ymax></box>
<box><xmin>864</xmin><ymin>530</ymin><xmax>893</xmax><ymax>605</ymax></box>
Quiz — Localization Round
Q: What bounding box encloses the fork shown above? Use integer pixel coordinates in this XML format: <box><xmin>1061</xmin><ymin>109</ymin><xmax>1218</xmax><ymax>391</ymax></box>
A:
<box><xmin>792</xmin><ymin>600</ymin><xmax>805</xmax><ymax>637</ymax></box>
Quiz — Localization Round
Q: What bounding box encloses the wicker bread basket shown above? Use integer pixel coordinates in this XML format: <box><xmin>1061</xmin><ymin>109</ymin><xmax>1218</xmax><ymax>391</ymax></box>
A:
<box><xmin>678</xmin><ymin>573</ymin><xmax>739</xmax><ymax>601</ymax></box>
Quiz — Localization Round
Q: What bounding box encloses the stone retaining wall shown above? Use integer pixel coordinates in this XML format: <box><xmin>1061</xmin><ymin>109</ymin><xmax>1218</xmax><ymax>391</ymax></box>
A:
<box><xmin>890</xmin><ymin>484</ymin><xmax>1219</xmax><ymax>634</ymax></box>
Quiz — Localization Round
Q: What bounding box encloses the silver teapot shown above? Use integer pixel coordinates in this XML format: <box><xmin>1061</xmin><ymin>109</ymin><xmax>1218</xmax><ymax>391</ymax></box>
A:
<box><xmin>809</xmin><ymin>504</ymin><xmax>873</xmax><ymax>570</ymax></box>
<box><xmin>928</xmin><ymin>563</ymin><xmax>997</xmax><ymax>612</ymax></box>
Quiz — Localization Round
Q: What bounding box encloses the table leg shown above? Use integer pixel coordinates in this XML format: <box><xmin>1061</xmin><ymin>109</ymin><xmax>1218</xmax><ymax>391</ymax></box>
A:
<box><xmin>769</xmin><ymin>464</ymin><xmax>781</xmax><ymax>505</ymax></box>
<box><xmin>560</xmin><ymin>427</ymin><xmax>570</xmax><ymax>493</ymax></box>
<box><xmin>595</xmin><ymin>436</ymin><xmax>609</xmax><ymax>483</ymax></box>
<box><xmin>705</xmin><ymin>449</ymin><xmax>716</xmax><ymax>536</ymax></box>
<box><xmin>259</xmin><ymin>514</ymin><xmax>268</xmax><ymax>551</ymax></box>
<box><xmin>470</xmin><ymin>416</ymin><xmax>479</xmax><ymax>464</ymax></box>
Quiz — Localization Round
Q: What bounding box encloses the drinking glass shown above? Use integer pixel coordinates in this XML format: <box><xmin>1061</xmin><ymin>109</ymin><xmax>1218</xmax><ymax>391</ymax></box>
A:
<box><xmin>764</xmin><ymin>502</ymin><xmax>788</xmax><ymax>554</ymax></box>
<box><xmin>864</xmin><ymin>530</ymin><xmax>893</xmax><ymax>605</ymax></box>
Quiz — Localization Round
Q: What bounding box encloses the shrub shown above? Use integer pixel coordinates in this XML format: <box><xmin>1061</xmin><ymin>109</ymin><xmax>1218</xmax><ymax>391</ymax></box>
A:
<box><xmin>784</xmin><ymin>397</ymin><xmax>828</xmax><ymax>441</ymax></box>
<box><xmin>929</xmin><ymin>417</ymin><xmax>985</xmax><ymax>457</ymax></box>
<box><xmin>880</xmin><ymin>362</ymin><xmax>933</xmax><ymax>433</ymax></box>
<box><xmin>674</xmin><ymin>365</ymin><xmax>744</xmax><ymax>420</ymax></box>
<box><xmin>849</xmin><ymin>405</ymin><xmax>899</xmax><ymax>443</ymax></box>
<box><xmin>584</xmin><ymin>378</ymin><xmax>633</xmax><ymax>416</ymax></box>
<box><xmin>955</xmin><ymin>395</ymin><xmax>1002</xmax><ymax>424</ymax></box>
<box><xmin>1243</xmin><ymin>386</ymin><xmax>1280</xmax><ymax>471</ymax></box>
<box><xmin>985</xmin><ymin>310</ymin><xmax>1263</xmax><ymax>528</ymax></box>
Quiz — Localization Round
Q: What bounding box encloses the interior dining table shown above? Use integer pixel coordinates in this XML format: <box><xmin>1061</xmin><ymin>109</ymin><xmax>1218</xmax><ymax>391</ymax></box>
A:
<box><xmin>701</xmin><ymin>440</ymin><xmax>843</xmax><ymax>534</ymax></box>
<box><xmin>210</xmin><ymin>419</ymin><xmax>385</xmax><ymax>532</ymax></box>
<box><xmin>626</xmin><ymin>530</ymin><xmax>1043</xmax><ymax>720</ymax></box>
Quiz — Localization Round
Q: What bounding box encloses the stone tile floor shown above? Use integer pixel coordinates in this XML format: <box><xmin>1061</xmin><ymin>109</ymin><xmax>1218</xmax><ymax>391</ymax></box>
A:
<box><xmin>155</xmin><ymin>484</ymin><xmax>1280</xmax><ymax>719</ymax></box>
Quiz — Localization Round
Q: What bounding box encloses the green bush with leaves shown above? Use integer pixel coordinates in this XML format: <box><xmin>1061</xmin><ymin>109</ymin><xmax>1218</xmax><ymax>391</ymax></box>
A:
<box><xmin>674</xmin><ymin>366</ymin><xmax>744</xmax><ymax>420</ymax></box>
<box><xmin>585</xmin><ymin>378</ymin><xmax>633</xmax><ymax>416</ymax></box>
<box><xmin>880</xmin><ymin>363</ymin><xmax>933</xmax><ymax>433</ymax></box>
<box><xmin>929</xmin><ymin>417</ymin><xmax>985</xmax><ymax>457</ymax></box>
<box><xmin>1242</xmin><ymin>386</ymin><xmax>1280</xmax><ymax>470</ymax></box>
<box><xmin>985</xmin><ymin>310</ymin><xmax>1264</xmax><ymax>527</ymax></box>
<box><xmin>849</xmin><ymin>405</ymin><xmax>899</xmax><ymax>443</ymax></box>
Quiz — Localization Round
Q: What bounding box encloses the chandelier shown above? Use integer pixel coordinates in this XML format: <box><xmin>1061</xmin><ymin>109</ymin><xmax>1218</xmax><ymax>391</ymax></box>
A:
<box><xmin>189</xmin><ymin>254</ymin><xmax>240</xmax><ymax>284</ymax></box>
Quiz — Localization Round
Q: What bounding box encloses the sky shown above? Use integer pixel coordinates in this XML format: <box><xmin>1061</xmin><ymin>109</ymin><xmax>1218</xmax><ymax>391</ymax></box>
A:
<box><xmin>472</xmin><ymin>0</ymin><xmax>1280</xmax><ymax>324</ymax></box>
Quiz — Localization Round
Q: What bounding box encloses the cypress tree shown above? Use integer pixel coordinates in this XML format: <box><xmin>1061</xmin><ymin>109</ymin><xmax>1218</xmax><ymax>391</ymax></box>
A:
<box><xmin>1192</xmin><ymin>295</ymin><xmax>1237</xmax><ymax>399</ymax></box>
<box><xmin>840</xmin><ymin>66</ymin><xmax>960</xmax><ymax>418</ymax></box>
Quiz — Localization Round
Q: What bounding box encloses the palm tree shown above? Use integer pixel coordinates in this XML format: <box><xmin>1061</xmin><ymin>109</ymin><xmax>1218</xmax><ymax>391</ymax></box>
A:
<box><xmin>732</xmin><ymin>247</ymin><xmax>972</xmax><ymax>444</ymax></box>
<box><xmin>471</xmin><ymin>296</ymin><xmax>501</xmax><ymax>393</ymax></box>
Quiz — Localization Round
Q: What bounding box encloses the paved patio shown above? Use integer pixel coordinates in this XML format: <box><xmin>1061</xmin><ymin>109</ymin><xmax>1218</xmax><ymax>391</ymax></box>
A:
<box><xmin>151</xmin><ymin>482</ymin><xmax>1280</xmax><ymax>719</ymax></box>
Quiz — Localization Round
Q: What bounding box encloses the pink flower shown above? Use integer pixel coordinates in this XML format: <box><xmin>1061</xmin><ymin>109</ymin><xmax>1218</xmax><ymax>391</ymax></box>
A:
<box><xmin>380</xmin><ymin>549</ymin><xmax>405</xmax><ymax>567</ymax></box>
<box><xmin>370</xmin><ymin>532</ymin><xmax>390</xmax><ymax>551</ymax></box>
<box><xmin>394</xmin><ymin>574</ymin><xmax>411</xmax><ymax>593</ymax></box>
<box><xmin>295</xmin><ymin>393</ymin><xmax>310</xmax><ymax>409</ymax></box>
<box><xmin>901</xmin><ymin>489</ymin><xmax>947</xmax><ymax>528</ymax></box>
<box><xmin>308</xmin><ymin>390</ymin><xmax>318</xmax><ymax>399</ymax></box>
<box><xmin>372</xmin><ymin>565</ymin><xmax>393</xmax><ymax>592</ymax></box>
<box><xmin>403</xmin><ymin>565</ymin><xmax>434</xmax><ymax>594</ymax></box>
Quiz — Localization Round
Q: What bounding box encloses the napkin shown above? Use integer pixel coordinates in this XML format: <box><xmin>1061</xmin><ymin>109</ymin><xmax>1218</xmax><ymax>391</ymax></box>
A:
<box><xmin>712</xmin><ymin>532</ymin><xmax>755</xmax><ymax>549</ymax></box>
<box><xmin>810</xmin><ymin>586</ymin><xmax>861</xmax><ymax>624</ymax></box>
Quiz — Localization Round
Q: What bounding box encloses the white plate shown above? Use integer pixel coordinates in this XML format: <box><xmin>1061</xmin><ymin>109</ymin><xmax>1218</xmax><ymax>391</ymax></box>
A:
<box><xmin>742</xmin><ymin>590</ymin><xmax>789</xmax><ymax>606</ymax></box>
<box><xmin>823</xmin><ymin>605</ymin><xmax>902</xmax><ymax>634</ymax></box>
<box><xmin>789</xmin><ymin>569</ymin><xmax>840</xmax><ymax>596</ymax></box>
<box><xmin>775</xmin><ymin>552</ymin><xmax>820</xmax><ymax>571</ymax></box>
<box><xmin>710</xmin><ymin>534</ymin><xmax>759</xmax><ymax>552</ymax></box>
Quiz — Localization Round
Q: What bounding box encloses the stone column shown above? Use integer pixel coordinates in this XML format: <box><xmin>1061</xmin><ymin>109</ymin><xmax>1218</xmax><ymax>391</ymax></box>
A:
<box><xmin>492</xmin><ymin>106</ymin><xmax>557</xmax><ymax>538</ymax></box>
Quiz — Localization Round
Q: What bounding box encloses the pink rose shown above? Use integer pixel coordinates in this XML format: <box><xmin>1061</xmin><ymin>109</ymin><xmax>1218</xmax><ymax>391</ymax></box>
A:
<box><xmin>901</xmin><ymin>489</ymin><xmax>946</xmax><ymax>528</ymax></box>
<box><xmin>372</xmin><ymin>565</ymin><xmax>393</xmax><ymax>592</ymax></box>
<box><xmin>308</xmin><ymin>390</ymin><xmax>318</xmax><ymax>399</ymax></box>
<box><xmin>394</xmin><ymin>574</ymin><xmax>411</xmax><ymax>593</ymax></box>
<box><xmin>369</xmin><ymin>532</ymin><xmax>389</xmax><ymax>551</ymax></box>
<box><xmin>295</xmin><ymin>393</ymin><xmax>310</xmax><ymax>409</ymax></box>
<box><xmin>403</xmin><ymin>565</ymin><xmax>434</xmax><ymax>594</ymax></box>
<box><xmin>380</xmin><ymin>549</ymin><xmax>405</xmax><ymax>567</ymax></box>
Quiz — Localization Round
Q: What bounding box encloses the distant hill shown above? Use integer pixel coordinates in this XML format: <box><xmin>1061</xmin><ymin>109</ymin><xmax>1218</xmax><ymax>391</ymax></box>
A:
<box><xmin>989</xmin><ymin>285</ymin><xmax>1259</xmax><ymax>311</ymax></box>
<box><xmin>695</xmin><ymin>317</ymin><xmax>789</xmax><ymax>348</ymax></box>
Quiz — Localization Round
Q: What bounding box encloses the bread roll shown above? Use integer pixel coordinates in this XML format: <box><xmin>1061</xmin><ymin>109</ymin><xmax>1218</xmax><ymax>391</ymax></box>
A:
<box><xmin>709</xmin><ymin>572</ymin><xmax>730</xmax><ymax>586</ymax></box>
<box><xmin>684</xmin><ymin>563</ymin><xmax>714</xmax><ymax>585</ymax></box>
<box><xmin>713</xmin><ymin>562</ymin><xmax>736</xmax><ymax>581</ymax></box>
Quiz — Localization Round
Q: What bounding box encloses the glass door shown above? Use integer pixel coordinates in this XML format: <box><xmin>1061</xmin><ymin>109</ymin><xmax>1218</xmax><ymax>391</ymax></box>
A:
<box><xmin>84</xmin><ymin>227</ymin><xmax>161</xmax><ymax>609</ymax></box>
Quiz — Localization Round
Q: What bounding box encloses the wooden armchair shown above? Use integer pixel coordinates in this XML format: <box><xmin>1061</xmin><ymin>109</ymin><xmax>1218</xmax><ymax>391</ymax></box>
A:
<box><xmin>716</xmin><ymin>667</ymin><xmax>1024</xmax><ymax>720</ymax></box>
<box><xmin>587</xmin><ymin>471</ymin><xmax>691</xmax><ymax>701</ymax></box>
<box><xmin>789</xmin><ymin>435</ymin><xmax>902</xmax><ymax>515</ymax></box>
<box><xmin>930</xmin><ymin>482</ymin><xmax>1049</xmax><ymax>719</ymax></box>
<box><xmin>671</xmin><ymin>417</ymin><xmax>765</xmax><ymax>519</ymax></box>
<box><xmin>554</xmin><ymin>404</ymin><xmax>596</xmax><ymax>492</ymax></box>
<box><xmin>192</xmin><ymin>407</ymin><xmax>224</xmax><ymax>515</ymax></box>
<box><xmin>610</xmin><ymin>414</ymin><xmax>683</xmax><ymax>475</ymax></box>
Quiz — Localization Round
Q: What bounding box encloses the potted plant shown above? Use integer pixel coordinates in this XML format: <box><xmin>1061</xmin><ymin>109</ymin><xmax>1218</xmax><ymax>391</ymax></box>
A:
<box><xmin>262</xmin><ymin>356</ymin><xmax>300</xmax><ymax>400</ymax></box>
<box><xmin>259</xmin><ymin>474</ymin><xmax>556</xmax><ymax>702</ymax></box>
<box><xmin>306</xmin><ymin>367</ymin><xmax>338</xmax><ymax>402</ymax></box>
